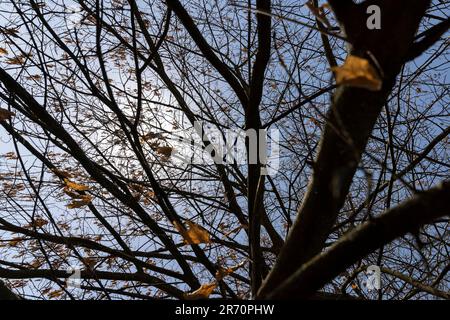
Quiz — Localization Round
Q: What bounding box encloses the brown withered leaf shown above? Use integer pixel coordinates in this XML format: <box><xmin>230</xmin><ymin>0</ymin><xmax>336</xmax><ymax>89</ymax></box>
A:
<box><xmin>0</xmin><ymin>108</ymin><xmax>15</xmax><ymax>121</ymax></box>
<box><xmin>142</xmin><ymin>132</ymin><xmax>163</xmax><ymax>141</ymax></box>
<box><xmin>67</xmin><ymin>195</ymin><xmax>92</xmax><ymax>209</ymax></box>
<box><xmin>31</xmin><ymin>217</ymin><xmax>48</xmax><ymax>228</ymax></box>
<box><xmin>143</xmin><ymin>191</ymin><xmax>156</xmax><ymax>205</ymax></box>
<box><xmin>52</xmin><ymin>168</ymin><xmax>72</xmax><ymax>179</ymax></box>
<box><xmin>156</xmin><ymin>146</ymin><xmax>173</xmax><ymax>158</ymax></box>
<box><xmin>174</xmin><ymin>220</ymin><xmax>211</xmax><ymax>245</ymax></box>
<box><xmin>29</xmin><ymin>259</ymin><xmax>43</xmax><ymax>269</ymax></box>
<box><xmin>8</xmin><ymin>237</ymin><xmax>23</xmax><ymax>247</ymax></box>
<box><xmin>6</xmin><ymin>56</ymin><xmax>24</xmax><ymax>65</ymax></box>
<box><xmin>215</xmin><ymin>261</ymin><xmax>247</xmax><ymax>281</ymax></box>
<box><xmin>0</xmin><ymin>47</ymin><xmax>8</xmax><ymax>55</ymax></box>
<box><xmin>48</xmin><ymin>290</ymin><xmax>64</xmax><ymax>299</ymax></box>
<box><xmin>184</xmin><ymin>282</ymin><xmax>216</xmax><ymax>300</ymax></box>
<box><xmin>63</xmin><ymin>187</ymin><xmax>92</xmax><ymax>202</ymax></box>
<box><xmin>64</xmin><ymin>178</ymin><xmax>90</xmax><ymax>191</ymax></box>
<box><xmin>3</xmin><ymin>28</ymin><xmax>19</xmax><ymax>37</ymax></box>
<box><xmin>331</xmin><ymin>55</ymin><xmax>382</xmax><ymax>91</ymax></box>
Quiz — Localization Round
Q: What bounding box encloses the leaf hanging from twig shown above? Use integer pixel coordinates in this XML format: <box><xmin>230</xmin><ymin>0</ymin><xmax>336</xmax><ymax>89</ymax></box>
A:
<box><xmin>184</xmin><ymin>282</ymin><xmax>216</xmax><ymax>300</ymax></box>
<box><xmin>331</xmin><ymin>55</ymin><xmax>382</xmax><ymax>91</ymax></box>
<box><xmin>174</xmin><ymin>220</ymin><xmax>211</xmax><ymax>245</ymax></box>
<box><xmin>64</xmin><ymin>178</ymin><xmax>90</xmax><ymax>191</ymax></box>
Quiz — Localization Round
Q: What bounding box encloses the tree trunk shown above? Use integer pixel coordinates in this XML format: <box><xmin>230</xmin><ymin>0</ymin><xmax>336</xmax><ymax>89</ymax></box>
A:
<box><xmin>258</xmin><ymin>0</ymin><xmax>433</xmax><ymax>298</ymax></box>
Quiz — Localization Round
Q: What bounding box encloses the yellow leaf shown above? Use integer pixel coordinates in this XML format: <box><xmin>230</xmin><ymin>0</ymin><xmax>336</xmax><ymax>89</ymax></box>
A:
<box><xmin>331</xmin><ymin>55</ymin><xmax>382</xmax><ymax>91</ymax></box>
<box><xmin>184</xmin><ymin>282</ymin><xmax>216</xmax><ymax>300</ymax></box>
<box><xmin>67</xmin><ymin>201</ymin><xmax>85</xmax><ymax>209</ymax></box>
<box><xmin>174</xmin><ymin>220</ymin><xmax>211</xmax><ymax>245</ymax></box>
<box><xmin>0</xmin><ymin>108</ymin><xmax>15</xmax><ymax>121</ymax></box>
<box><xmin>63</xmin><ymin>188</ymin><xmax>80</xmax><ymax>199</ymax></box>
<box><xmin>64</xmin><ymin>179</ymin><xmax>90</xmax><ymax>191</ymax></box>
<box><xmin>0</xmin><ymin>47</ymin><xmax>8</xmax><ymax>55</ymax></box>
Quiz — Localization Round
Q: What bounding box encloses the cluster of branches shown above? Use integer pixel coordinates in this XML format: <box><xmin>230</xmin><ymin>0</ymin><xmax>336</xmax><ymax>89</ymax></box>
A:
<box><xmin>0</xmin><ymin>0</ymin><xmax>448</xmax><ymax>300</ymax></box>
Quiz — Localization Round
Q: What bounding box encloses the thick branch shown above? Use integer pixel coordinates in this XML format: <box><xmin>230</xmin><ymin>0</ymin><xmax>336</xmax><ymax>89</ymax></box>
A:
<box><xmin>406</xmin><ymin>18</ymin><xmax>450</xmax><ymax>61</ymax></box>
<box><xmin>380</xmin><ymin>267</ymin><xmax>449</xmax><ymax>300</ymax></box>
<box><xmin>258</xmin><ymin>0</ymin><xmax>432</xmax><ymax>298</ymax></box>
<box><xmin>247</xmin><ymin>0</ymin><xmax>272</xmax><ymax>296</ymax></box>
<box><xmin>264</xmin><ymin>181</ymin><xmax>450</xmax><ymax>299</ymax></box>
<box><xmin>0</xmin><ymin>268</ymin><xmax>184</xmax><ymax>299</ymax></box>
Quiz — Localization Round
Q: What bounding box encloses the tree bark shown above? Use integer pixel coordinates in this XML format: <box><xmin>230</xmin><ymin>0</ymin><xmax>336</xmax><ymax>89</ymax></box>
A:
<box><xmin>259</xmin><ymin>0</ymin><xmax>435</xmax><ymax>297</ymax></box>
<box><xmin>263</xmin><ymin>181</ymin><xmax>450</xmax><ymax>299</ymax></box>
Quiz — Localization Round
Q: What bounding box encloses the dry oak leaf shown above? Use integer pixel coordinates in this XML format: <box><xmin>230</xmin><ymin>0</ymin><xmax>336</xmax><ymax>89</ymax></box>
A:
<box><xmin>0</xmin><ymin>108</ymin><xmax>15</xmax><ymax>121</ymax></box>
<box><xmin>156</xmin><ymin>146</ymin><xmax>173</xmax><ymax>158</ymax></box>
<box><xmin>64</xmin><ymin>178</ymin><xmax>90</xmax><ymax>191</ymax></box>
<box><xmin>184</xmin><ymin>282</ymin><xmax>217</xmax><ymax>300</ymax></box>
<box><xmin>5</xmin><ymin>56</ymin><xmax>24</xmax><ymax>65</ymax></box>
<box><xmin>29</xmin><ymin>259</ymin><xmax>43</xmax><ymax>269</ymax></box>
<box><xmin>82</xmin><ymin>257</ymin><xmax>97</xmax><ymax>268</ymax></box>
<box><xmin>67</xmin><ymin>195</ymin><xmax>92</xmax><ymax>209</ymax></box>
<box><xmin>48</xmin><ymin>289</ymin><xmax>64</xmax><ymax>299</ymax></box>
<box><xmin>63</xmin><ymin>187</ymin><xmax>92</xmax><ymax>202</ymax></box>
<box><xmin>8</xmin><ymin>237</ymin><xmax>23</xmax><ymax>247</ymax></box>
<box><xmin>174</xmin><ymin>220</ymin><xmax>211</xmax><ymax>245</ymax></box>
<box><xmin>143</xmin><ymin>191</ymin><xmax>157</xmax><ymax>205</ymax></box>
<box><xmin>306</xmin><ymin>1</ymin><xmax>332</xmax><ymax>28</ymax></box>
<box><xmin>3</xmin><ymin>28</ymin><xmax>19</xmax><ymax>37</ymax></box>
<box><xmin>52</xmin><ymin>168</ymin><xmax>72</xmax><ymax>179</ymax></box>
<box><xmin>331</xmin><ymin>55</ymin><xmax>382</xmax><ymax>91</ymax></box>
<box><xmin>223</xmin><ymin>224</ymin><xmax>248</xmax><ymax>238</ymax></box>
<box><xmin>142</xmin><ymin>132</ymin><xmax>163</xmax><ymax>141</ymax></box>
<box><xmin>26</xmin><ymin>74</ymin><xmax>42</xmax><ymax>81</ymax></box>
<box><xmin>31</xmin><ymin>217</ymin><xmax>48</xmax><ymax>228</ymax></box>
